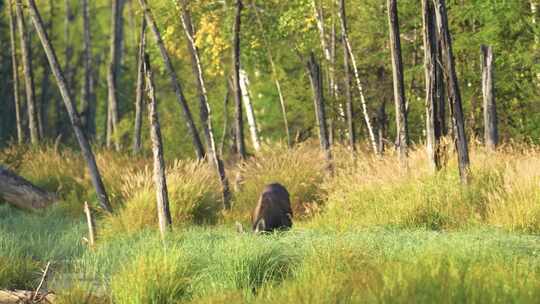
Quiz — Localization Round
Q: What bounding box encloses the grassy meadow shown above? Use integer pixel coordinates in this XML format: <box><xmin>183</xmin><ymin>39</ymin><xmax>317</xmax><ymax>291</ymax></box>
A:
<box><xmin>1</xmin><ymin>142</ymin><xmax>539</xmax><ymax>303</ymax></box>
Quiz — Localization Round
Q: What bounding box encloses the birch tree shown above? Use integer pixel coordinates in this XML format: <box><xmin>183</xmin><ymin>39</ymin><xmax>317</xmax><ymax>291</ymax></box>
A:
<box><xmin>107</xmin><ymin>0</ymin><xmax>122</xmax><ymax>150</ymax></box>
<box><xmin>132</xmin><ymin>18</ymin><xmax>146</xmax><ymax>154</ymax></box>
<box><xmin>179</xmin><ymin>0</ymin><xmax>231</xmax><ymax>209</ymax></box>
<box><xmin>338</xmin><ymin>0</ymin><xmax>378</xmax><ymax>154</ymax></box>
<box><xmin>232</xmin><ymin>0</ymin><xmax>247</xmax><ymax>159</ymax></box>
<box><xmin>138</xmin><ymin>0</ymin><xmax>205</xmax><ymax>160</ymax></box>
<box><xmin>15</xmin><ymin>0</ymin><xmax>39</xmax><ymax>144</ymax></box>
<box><xmin>307</xmin><ymin>53</ymin><xmax>332</xmax><ymax>172</ymax></box>
<box><xmin>387</xmin><ymin>0</ymin><xmax>409</xmax><ymax>164</ymax></box>
<box><xmin>26</xmin><ymin>0</ymin><xmax>113</xmax><ymax>212</ymax></box>
<box><xmin>239</xmin><ymin>70</ymin><xmax>261</xmax><ymax>152</ymax></box>
<box><xmin>8</xmin><ymin>0</ymin><xmax>23</xmax><ymax>144</ymax></box>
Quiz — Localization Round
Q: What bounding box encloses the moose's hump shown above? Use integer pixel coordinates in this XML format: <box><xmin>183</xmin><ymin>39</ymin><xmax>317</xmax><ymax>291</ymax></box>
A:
<box><xmin>262</xmin><ymin>183</ymin><xmax>289</xmax><ymax>197</ymax></box>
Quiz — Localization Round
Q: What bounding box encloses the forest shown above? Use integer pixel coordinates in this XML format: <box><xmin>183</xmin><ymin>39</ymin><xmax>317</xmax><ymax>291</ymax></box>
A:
<box><xmin>0</xmin><ymin>0</ymin><xmax>539</xmax><ymax>303</ymax></box>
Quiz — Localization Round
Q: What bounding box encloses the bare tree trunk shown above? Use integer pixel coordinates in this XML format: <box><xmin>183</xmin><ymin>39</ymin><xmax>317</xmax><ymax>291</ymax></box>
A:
<box><xmin>26</xmin><ymin>0</ymin><xmax>113</xmax><ymax>212</ymax></box>
<box><xmin>39</xmin><ymin>0</ymin><xmax>54</xmax><ymax>139</ymax></box>
<box><xmin>239</xmin><ymin>69</ymin><xmax>261</xmax><ymax>152</ymax></box>
<box><xmin>339</xmin><ymin>0</ymin><xmax>356</xmax><ymax>153</ymax></box>
<box><xmin>107</xmin><ymin>0</ymin><xmax>122</xmax><ymax>151</ymax></box>
<box><xmin>433</xmin><ymin>0</ymin><xmax>470</xmax><ymax>183</ymax></box>
<box><xmin>387</xmin><ymin>0</ymin><xmax>409</xmax><ymax>164</ymax></box>
<box><xmin>481</xmin><ymin>45</ymin><xmax>497</xmax><ymax>151</ymax></box>
<box><xmin>179</xmin><ymin>2</ymin><xmax>231</xmax><ymax>209</ymax></box>
<box><xmin>64</xmin><ymin>0</ymin><xmax>74</xmax><ymax>97</ymax></box>
<box><xmin>220</xmin><ymin>81</ymin><xmax>231</xmax><ymax>156</ymax></box>
<box><xmin>83</xmin><ymin>201</ymin><xmax>96</xmax><ymax>247</ymax></box>
<box><xmin>8</xmin><ymin>0</ymin><xmax>24</xmax><ymax>144</ymax></box>
<box><xmin>339</xmin><ymin>5</ymin><xmax>378</xmax><ymax>154</ymax></box>
<box><xmin>376</xmin><ymin>99</ymin><xmax>387</xmax><ymax>154</ymax></box>
<box><xmin>232</xmin><ymin>0</ymin><xmax>247</xmax><ymax>159</ymax></box>
<box><xmin>81</xmin><ymin>0</ymin><xmax>95</xmax><ymax>137</ymax></box>
<box><xmin>0</xmin><ymin>166</ymin><xmax>58</xmax><ymax>210</ymax></box>
<box><xmin>132</xmin><ymin>18</ymin><xmax>146</xmax><ymax>154</ymax></box>
<box><xmin>422</xmin><ymin>0</ymin><xmax>442</xmax><ymax>171</ymax></box>
<box><xmin>138</xmin><ymin>0</ymin><xmax>205</xmax><ymax>160</ymax></box>
<box><xmin>251</xmin><ymin>4</ymin><xmax>291</xmax><ymax>148</ymax></box>
<box><xmin>144</xmin><ymin>53</ymin><xmax>172</xmax><ymax>238</ymax></box>
<box><xmin>15</xmin><ymin>0</ymin><xmax>39</xmax><ymax>144</ymax></box>
<box><xmin>307</xmin><ymin>53</ymin><xmax>332</xmax><ymax>172</ymax></box>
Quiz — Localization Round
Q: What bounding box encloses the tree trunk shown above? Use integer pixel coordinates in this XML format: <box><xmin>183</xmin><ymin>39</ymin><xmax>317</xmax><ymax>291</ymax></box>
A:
<box><xmin>0</xmin><ymin>166</ymin><xmax>58</xmax><ymax>210</ymax></box>
<box><xmin>239</xmin><ymin>69</ymin><xmax>261</xmax><ymax>152</ymax></box>
<box><xmin>8</xmin><ymin>0</ymin><xmax>24</xmax><ymax>144</ymax></box>
<box><xmin>107</xmin><ymin>0</ymin><xmax>122</xmax><ymax>151</ymax></box>
<box><xmin>64</xmin><ymin>0</ymin><xmax>74</xmax><ymax>97</ymax></box>
<box><xmin>232</xmin><ymin>0</ymin><xmax>247</xmax><ymax>160</ymax></box>
<box><xmin>138</xmin><ymin>0</ymin><xmax>205</xmax><ymax>160</ymax></box>
<box><xmin>433</xmin><ymin>0</ymin><xmax>470</xmax><ymax>183</ymax></box>
<box><xmin>339</xmin><ymin>5</ymin><xmax>378</xmax><ymax>154</ymax></box>
<box><xmin>339</xmin><ymin>0</ymin><xmax>356</xmax><ymax>153</ymax></box>
<box><xmin>307</xmin><ymin>53</ymin><xmax>332</xmax><ymax>172</ymax></box>
<box><xmin>252</xmin><ymin>5</ymin><xmax>291</xmax><ymax>148</ymax></box>
<box><xmin>15</xmin><ymin>0</ymin><xmax>39</xmax><ymax>144</ymax></box>
<box><xmin>220</xmin><ymin>81</ymin><xmax>231</xmax><ymax>156</ymax></box>
<box><xmin>81</xmin><ymin>0</ymin><xmax>95</xmax><ymax>138</ymax></box>
<box><xmin>179</xmin><ymin>2</ymin><xmax>231</xmax><ymax>209</ymax></box>
<box><xmin>387</xmin><ymin>0</ymin><xmax>409</xmax><ymax>164</ymax></box>
<box><xmin>39</xmin><ymin>0</ymin><xmax>54</xmax><ymax>140</ymax></box>
<box><xmin>482</xmin><ymin>45</ymin><xmax>498</xmax><ymax>151</ymax></box>
<box><xmin>144</xmin><ymin>53</ymin><xmax>172</xmax><ymax>238</ymax></box>
<box><xmin>132</xmin><ymin>18</ymin><xmax>146</xmax><ymax>154</ymax></box>
<box><xmin>376</xmin><ymin>99</ymin><xmax>387</xmax><ymax>154</ymax></box>
<box><xmin>422</xmin><ymin>0</ymin><xmax>442</xmax><ymax>171</ymax></box>
<box><xmin>26</xmin><ymin>0</ymin><xmax>113</xmax><ymax>213</ymax></box>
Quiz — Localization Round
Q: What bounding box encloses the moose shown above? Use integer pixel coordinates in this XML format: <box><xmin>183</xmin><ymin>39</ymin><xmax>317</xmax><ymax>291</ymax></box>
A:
<box><xmin>251</xmin><ymin>183</ymin><xmax>293</xmax><ymax>232</ymax></box>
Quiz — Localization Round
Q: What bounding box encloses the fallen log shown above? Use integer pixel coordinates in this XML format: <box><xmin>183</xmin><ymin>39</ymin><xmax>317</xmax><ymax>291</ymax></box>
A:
<box><xmin>0</xmin><ymin>290</ymin><xmax>55</xmax><ymax>303</ymax></box>
<box><xmin>0</xmin><ymin>165</ymin><xmax>58</xmax><ymax>210</ymax></box>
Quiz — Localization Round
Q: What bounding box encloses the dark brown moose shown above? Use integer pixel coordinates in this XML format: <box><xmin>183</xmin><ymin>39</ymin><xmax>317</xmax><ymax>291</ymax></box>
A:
<box><xmin>251</xmin><ymin>183</ymin><xmax>293</xmax><ymax>232</ymax></box>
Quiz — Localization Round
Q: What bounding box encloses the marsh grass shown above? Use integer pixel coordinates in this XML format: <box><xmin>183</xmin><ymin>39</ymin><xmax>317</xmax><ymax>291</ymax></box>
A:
<box><xmin>1</xmin><ymin>143</ymin><xmax>540</xmax><ymax>303</ymax></box>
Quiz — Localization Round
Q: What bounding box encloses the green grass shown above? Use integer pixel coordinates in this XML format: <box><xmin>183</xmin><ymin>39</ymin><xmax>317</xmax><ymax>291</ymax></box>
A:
<box><xmin>1</xmin><ymin>144</ymin><xmax>540</xmax><ymax>303</ymax></box>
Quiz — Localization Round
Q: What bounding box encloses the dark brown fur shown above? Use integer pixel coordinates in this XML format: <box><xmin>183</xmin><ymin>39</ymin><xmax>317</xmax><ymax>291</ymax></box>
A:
<box><xmin>252</xmin><ymin>183</ymin><xmax>293</xmax><ymax>232</ymax></box>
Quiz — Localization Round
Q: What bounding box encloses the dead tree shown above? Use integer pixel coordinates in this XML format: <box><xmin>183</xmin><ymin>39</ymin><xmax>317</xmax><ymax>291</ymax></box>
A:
<box><xmin>339</xmin><ymin>0</ymin><xmax>356</xmax><ymax>153</ymax></box>
<box><xmin>138</xmin><ymin>0</ymin><xmax>205</xmax><ymax>160</ymax></box>
<box><xmin>81</xmin><ymin>0</ymin><xmax>95</xmax><ymax>137</ymax></box>
<box><xmin>144</xmin><ymin>53</ymin><xmax>172</xmax><ymax>238</ymax></box>
<box><xmin>422</xmin><ymin>0</ymin><xmax>442</xmax><ymax>171</ymax></box>
<box><xmin>433</xmin><ymin>0</ymin><xmax>470</xmax><ymax>183</ymax></box>
<box><xmin>0</xmin><ymin>166</ymin><xmax>58</xmax><ymax>210</ymax></box>
<box><xmin>26</xmin><ymin>0</ymin><xmax>113</xmax><ymax>212</ymax></box>
<box><xmin>307</xmin><ymin>53</ymin><xmax>332</xmax><ymax>171</ymax></box>
<box><xmin>232</xmin><ymin>0</ymin><xmax>247</xmax><ymax>160</ymax></box>
<box><xmin>387</xmin><ymin>0</ymin><xmax>409</xmax><ymax>163</ymax></box>
<box><xmin>107</xmin><ymin>0</ymin><xmax>122</xmax><ymax>150</ymax></box>
<box><xmin>179</xmin><ymin>1</ymin><xmax>231</xmax><ymax>209</ymax></box>
<box><xmin>133</xmin><ymin>18</ymin><xmax>146</xmax><ymax>154</ymax></box>
<box><xmin>15</xmin><ymin>0</ymin><xmax>39</xmax><ymax>144</ymax></box>
<box><xmin>8</xmin><ymin>0</ymin><xmax>23</xmax><ymax>144</ymax></box>
<box><xmin>481</xmin><ymin>45</ymin><xmax>497</xmax><ymax>151</ymax></box>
